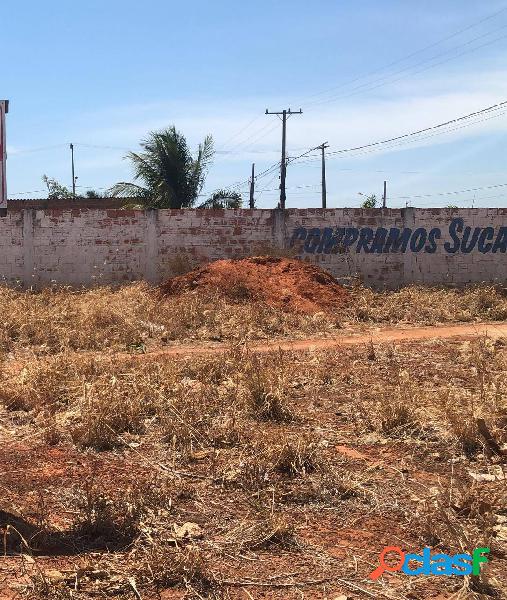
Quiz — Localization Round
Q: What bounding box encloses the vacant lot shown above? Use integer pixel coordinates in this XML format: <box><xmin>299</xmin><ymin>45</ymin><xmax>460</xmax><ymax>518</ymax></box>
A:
<box><xmin>0</xmin><ymin>283</ymin><xmax>506</xmax><ymax>599</ymax></box>
<box><xmin>0</xmin><ymin>282</ymin><xmax>505</xmax><ymax>354</ymax></box>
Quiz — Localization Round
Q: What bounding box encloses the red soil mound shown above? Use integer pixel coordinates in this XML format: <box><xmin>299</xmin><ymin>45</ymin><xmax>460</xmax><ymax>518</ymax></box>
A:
<box><xmin>160</xmin><ymin>256</ymin><xmax>349</xmax><ymax>314</ymax></box>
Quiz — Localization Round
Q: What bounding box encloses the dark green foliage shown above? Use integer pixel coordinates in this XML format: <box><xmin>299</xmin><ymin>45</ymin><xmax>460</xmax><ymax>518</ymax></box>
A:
<box><xmin>109</xmin><ymin>126</ymin><xmax>214</xmax><ymax>209</ymax></box>
<box><xmin>361</xmin><ymin>194</ymin><xmax>377</xmax><ymax>209</ymax></box>
<box><xmin>198</xmin><ymin>189</ymin><xmax>242</xmax><ymax>209</ymax></box>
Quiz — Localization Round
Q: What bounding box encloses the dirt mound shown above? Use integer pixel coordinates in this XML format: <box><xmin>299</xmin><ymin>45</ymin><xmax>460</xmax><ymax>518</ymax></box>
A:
<box><xmin>160</xmin><ymin>256</ymin><xmax>349</xmax><ymax>314</ymax></box>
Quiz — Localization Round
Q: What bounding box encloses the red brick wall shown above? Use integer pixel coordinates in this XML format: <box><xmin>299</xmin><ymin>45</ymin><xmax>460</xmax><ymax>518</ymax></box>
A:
<box><xmin>0</xmin><ymin>207</ymin><xmax>505</xmax><ymax>288</ymax></box>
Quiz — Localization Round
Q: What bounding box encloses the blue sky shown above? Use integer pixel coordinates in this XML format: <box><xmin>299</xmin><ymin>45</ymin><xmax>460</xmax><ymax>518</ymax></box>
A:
<box><xmin>3</xmin><ymin>0</ymin><xmax>507</xmax><ymax>208</ymax></box>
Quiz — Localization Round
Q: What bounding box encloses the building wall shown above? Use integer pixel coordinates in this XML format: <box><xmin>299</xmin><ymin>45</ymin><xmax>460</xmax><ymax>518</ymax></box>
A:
<box><xmin>0</xmin><ymin>207</ymin><xmax>505</xmax><ymax>288</ymax></box>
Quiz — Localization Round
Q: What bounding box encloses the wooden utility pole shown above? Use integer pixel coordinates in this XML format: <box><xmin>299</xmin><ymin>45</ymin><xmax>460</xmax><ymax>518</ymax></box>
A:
<box><xmin>249</xmin><ymin>163</ymin><xmax>255</xmax><ymax>208</ymax></box>
<box><xmin>265</xmin><ymin>108</ymin><xmax>303</xmax><ymax>210</ymax></box>
<box><xmin>70</xmin><ymin>143</ymin><xmax>76</xmax><ymax>197</ymax></box>
<box><xmin>318</xmin><ymin>142</ymin><xmax>329</xmax><ymax>208</ymax></box>
<box><xmin>382</xmin><ymin>180</ymin><xmax>387</xmax><ymax>208</ymax></box>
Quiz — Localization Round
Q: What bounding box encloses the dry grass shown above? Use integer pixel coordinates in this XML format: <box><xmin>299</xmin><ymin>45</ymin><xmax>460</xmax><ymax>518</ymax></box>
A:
<box><xmin>347</xmin><ymin>283</ymin><xmax>507</xmax><ymax>324</ymax></box>
<box><xmin>0</xmin><ymin>350</ymin><xmax>284</xmax><ymax>452</ymax></box>
<box><xmin>71</xmin><ymin>480</ymin><xmax>145</xmax><ymax>546</ymax></box>
<box><xmin>243</xmin><ymin>353</ymin><xmax>295</xmax><ymax>422</ymax></box>
<box><xmin>271</xmin><ymin>438</ymin><xmax>320</xmax><ymax>477</ymax></box>
<box><xmin>131</xmin><ymin>545</ymin><xmax>219</xmax><ymax>596</ymax></box>
<box><xmin>1</xmin><ymin>316</ymin><xmax>507</xmax><ymax>599</ymax></box>
<box><xmin>0</xmin><ymin>282</ymin><xmax>504</xmax><ymax>356</ymax></box>
<box><xmin>415</xmin><ymin>479</ymin><xmax>498</xmax><ymax>567</ymax></box>
<box><xmin>225</xmin><ymin>512</ymin><xmax>297</xmax><ymax>552</ymax></box>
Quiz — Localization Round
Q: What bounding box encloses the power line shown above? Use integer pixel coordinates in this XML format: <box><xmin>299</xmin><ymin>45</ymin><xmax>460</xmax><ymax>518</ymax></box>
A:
<box><xmin>238</xmin><ymin>101</ymin><xmax>507</xmax><ymax>205</ymax></box>
<box><xmin>209</xmin><ymin>99</ymin><xmax>507</xmax><ymax>200</ymax></box>
<box><xmin>9</xmin><ymin>183</ymin><xmax>109</xmax><ymax>197</ymax></box>
<box><xmin>308</xmin><ymin>25</ymin><xmax>507</xmax><ymax>107</ymax></box>
<box><xmin>352</xmin><ymin>110</ymin><xmax>507</xmax><ymax>157</ymax></box>
<box><xmin>196</xmin><ymin>7</ymin><xmax>507</xmax><ymax>195</ymax></box>
<box><xmin>235</xmin><ymin>183</ymin><xmax>320</xmax><ymax>193</ymax></box>
<box><xmin>286</xmin><ymin>98</ymin><xmax>507</xmax><ymax>163</ymax></box>
<box><xmin>217</xmin><ymin>114</ymin><xmax>263</xmax><ymax>150</ymax></box>
<box><xmin>74</xmin><ymin>142</ymin><xmax>131</xmax><ymax>152</ymax></box>
<box><xmin>254</xmin><ymin>172</ymin><xmax>280</xmax><ymax>204</ymax></box>
<box><xmin>291</xmin><ymin>107</ymin><xmax>507</xmax><ymax>167</ymax></box>
<box><xmin>391</xmin><ymin>181</ymin><xmax>507</xmax><ymax>200</ymax></box>
<box><xmin>225</xmin><ymin>121</ymin><xmax>279</xmax><ymax>153</ymax></box>
<box><xmin>342</xmin><ymin>32</ymin><xmax>507</xmax><ymax>104</ymax></box>
<box><xmin>224</xmin><ymin>6</ymin><xmax>507</xmax><ymax>157</ymax></box>
<box><xmin>10</xmin><ymin>144</ymin><xmax>67</xmax><ymax>155</ymax></box>
<box><xmin>299</xmin><ymin>5</ymin><xmax>507</xmax><ymax>106</ymax></box>
<box><xmin>9</xmin><ymin>189</ymin><xmax>48</xmax><ymax>196</ymax></box>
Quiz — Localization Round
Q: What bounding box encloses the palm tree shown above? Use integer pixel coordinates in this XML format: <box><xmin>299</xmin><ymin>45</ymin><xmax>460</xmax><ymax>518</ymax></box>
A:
<box><xmin>109</xmin><ymin>126</ymin><xmax>214</xmax><ymax>209</ymax></box>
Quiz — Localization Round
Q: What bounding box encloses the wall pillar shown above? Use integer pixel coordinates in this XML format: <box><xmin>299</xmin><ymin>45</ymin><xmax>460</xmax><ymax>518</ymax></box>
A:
<box><xmin>273</xmin><ymin>209</ymin><xmax>286</xmax><ymax>249</ymax></box>
<box><xmin>22</xmin><ymin>209</ymin><xmax>35</xmax><ymax>288</ymax></box>
<box><xmin>145</xmin><ymin>209</ymin><xmax>158</xmax><ymax>283</ymax></box>
<box><xmin>402</xmin><ymin>207</ymin><xmax>416</xmax><ymax>287</ymax></box>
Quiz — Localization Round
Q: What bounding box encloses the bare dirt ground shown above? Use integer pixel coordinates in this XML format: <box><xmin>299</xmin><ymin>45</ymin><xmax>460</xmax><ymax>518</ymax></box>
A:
<box><xmin>0</xmin><ymin>270</ymin><xmax>506</xmax><ymax>599</ymax></box>
<box><xmin>135</xmin><ymin>321</ymin><xmax>507</xmax><ymax>358</ymax></box>
<box><xmin>1</xmin><ymin>322</ymin><xmax>506</xmax><ymax>599</ymax></box>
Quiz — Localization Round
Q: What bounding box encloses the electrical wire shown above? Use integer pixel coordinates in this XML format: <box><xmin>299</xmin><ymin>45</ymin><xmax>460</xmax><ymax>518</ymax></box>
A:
<box><xmin>254</xmin><ymin>172</ymin><xmax>280</xmax><ymax>203</ymax></box>
<box><xmin>216</xmin><ymin>6</ymin><xmax>507</xmax><ymax>165</ymax></box>
<box><xmin>213</xmin><ymin>100</ymin><xmax>507</xmax><ymax>198</ymax></box>
<box><xmin>217</xmin><ymin>114</ymin><xmax>264</xmax><ymax>150</ymax></box>
<box><xmin>10</xmin><ymin>144</ymin><xmax>67</xmax><ymax>155</ymax></box>
<box><xmin>208</xmin><ymin>8</ymin><xmax>507</xmax><ymax>192</ymax></box>
<box><xmin>228</xmin><ymin>101</ymin><xmax>507</xmax><ymax>203</ymax></box>
<box><xmin>284</xmin><ymin>99</ymin><xmax>507</xmax><ymax>166</ymax></box>
<box><xmin>292</xmin><ymin>109</ymin><xmax>507</xmax><ymax>167</ymax></box>
<box><xmin>390</xmin><ymin>181</ymin><xmax>507</xmax><ymax>200</ymax></box>
<box><xmin>225</xmin><ymin>121</ymin><xmax>279</xmax><ymax>153</ymax></box>
<box><xmin>73</xmin><ymin>143</ymin><xmax>131</xmax><ymax>152</ymax></box>
<box><xmin>308</xmin><ymin>25</ymin><xmax>507</xmax><ymax>107</ymax></box>
<box><xmin>338</xmin><ymin>32</ymin><xmax>507</xmax><ymax>105</ymax></box>
<box><xmin>9</xmin><ymin>184</ymin><xmax>109</xmax><ymax>197</ymax></box>
<box><xmin>299</xmin><ymin>5</ymin><xmax>507</xmax><ymax>106</ymax></box>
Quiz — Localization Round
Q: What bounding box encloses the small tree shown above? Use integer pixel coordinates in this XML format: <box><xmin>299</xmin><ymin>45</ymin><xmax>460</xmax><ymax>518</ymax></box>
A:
<box><xmin>85</xmin><ymin>189</ymin><xmax>101</xmax><ymax>198</ymax></box>
<box><xmin>198</xmin><ymin>189</ymin><xmax>242</xmax><ymax>209</ymax></box>
<box><xmin>361</xmin><ymin>194</ymin><xmax>377</xmax><ymax>208</ymax></box>
<box><xmin>42</xmin><ymin>175</ymin><xmax>72</xmax><ymax>199</ymax></box>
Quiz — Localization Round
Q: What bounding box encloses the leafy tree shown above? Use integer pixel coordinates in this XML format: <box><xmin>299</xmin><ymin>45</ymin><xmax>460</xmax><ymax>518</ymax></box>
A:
<box><xmin>361</xmin><ymin>194</ymin><xmax>377</xmax><ymax>208</ymax></box>
<box><xmin>198</xmin><ymin>189</ymin><xmax>242</xmax><ymax>209</ymax></box>
<box><xmin>85</xmin><ymin>189</ymin><xmax>101</xmax><ymax>198</ymax></box>
<box><xmin>42</xmin><ymin>175</ymin><xmax>72</xmax><ymax>199</ymax></box>
<box><xmin>109</xmin><ymin>126</ymin><xmax>214</xmax><ymax>209</ymax></box>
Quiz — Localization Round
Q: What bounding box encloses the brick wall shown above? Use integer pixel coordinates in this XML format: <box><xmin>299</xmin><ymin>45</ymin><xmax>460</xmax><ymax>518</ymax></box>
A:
<box><xmin>0</xmin><ymin>207</ymin><xmax>505</xmax><ymax>289</ymax></box>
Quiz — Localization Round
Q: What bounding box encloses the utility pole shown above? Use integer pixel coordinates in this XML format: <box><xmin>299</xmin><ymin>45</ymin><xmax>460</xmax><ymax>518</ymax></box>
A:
<box><xmin>317</xmin><ymin>142</ymin><xmax>329</xmax><ymax>208</ymax></box>
<box><xmin>382</xmin><ymin>180</ymin><xmax>387</xmax><ymax>208</ymax></box>
<box><xmin>265</xmin><ymin>108</ymin><xmax>303</xmax><ymax>210</ymax></box>
<box><xmin>249</xmin><ymin>163</ymin><xmax>255</xmax><ymax>209</ymax></box>
<box><xmin>70</xmin><ymin>143</ymin><xmax>76</xmax><ymax>197</ymax></box>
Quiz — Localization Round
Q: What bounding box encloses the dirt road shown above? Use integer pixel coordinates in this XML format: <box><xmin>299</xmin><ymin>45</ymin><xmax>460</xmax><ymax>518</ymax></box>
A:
<box><xmin>146</xmin><ymin>320</ymin><xmax>507</xmax><ymax>358</ymax></box>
